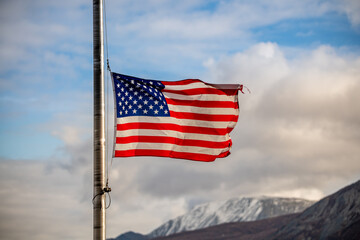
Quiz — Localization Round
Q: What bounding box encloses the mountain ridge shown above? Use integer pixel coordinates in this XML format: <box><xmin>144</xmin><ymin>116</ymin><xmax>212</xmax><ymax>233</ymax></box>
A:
<box><xmin>148</xmin><ymin>196</ymin><xmax>314</xmax><ymax>238</ymax></box>
<box><xmin>272</xmin><ymin>179</ymin><xmax>360</xmax><ymax>240</ymax></box>
<box><xmin>110</xmin><ymin>196</ymin><xmax>314</xmax><ymax>240</ymax></box>
<box><xmin>149</xmin><ymin>179</ymin><xmax>360</xmax><ymax>240</ymax></box>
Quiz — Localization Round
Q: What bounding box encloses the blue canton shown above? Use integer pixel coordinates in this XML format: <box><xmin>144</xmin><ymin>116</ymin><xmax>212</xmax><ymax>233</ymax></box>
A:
<box><xmin>113</xmin><ymin>73</ymin><xmax>170</xmax><ymax>118</ymax></box>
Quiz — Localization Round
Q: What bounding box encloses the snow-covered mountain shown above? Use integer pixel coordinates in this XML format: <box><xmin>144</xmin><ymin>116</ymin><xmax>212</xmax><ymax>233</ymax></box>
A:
<box><xmin>147</xmin><ymin>197</ymin><xmax>314</xmax><ymax>238</ymax></box>
<box><xmin>137</xmin><ymin>180</ymin><xmax>360</xmax><ymax>240</ymax></box>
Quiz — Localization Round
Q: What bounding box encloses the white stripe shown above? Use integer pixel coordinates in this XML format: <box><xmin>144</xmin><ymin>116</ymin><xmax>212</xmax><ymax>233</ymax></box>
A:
<box><xmin>163</xmin><ymin>81</ymin><xmax>213</xmax><ymax>91</ymax></box>
<box><xmin>163</xmin><ymin>81</ymin><xmax>241</xmax><ymax>91</ymax></box>
<box><xmin>116</xmin><ymin>129</ymin><xmax>231</xmax><ymax>142</ymax></box>
<box><xmin>117</xmin><ymin>116</ymin><xmax>238</xmax><ymax>130</ymax></box>
<box><xmin>163</xmin><ymin>92</ymin><xmax>238</xmax><ymax>102</ymax></box>
<box><xmin>168</xmin><ymin>104</ymin><xmax>238</xmax><ymax>115</ymax></box>
<box><xmin>114</xmin><ymin>142</ymin><xmax>230</xmax><ymax>156</ymax></box>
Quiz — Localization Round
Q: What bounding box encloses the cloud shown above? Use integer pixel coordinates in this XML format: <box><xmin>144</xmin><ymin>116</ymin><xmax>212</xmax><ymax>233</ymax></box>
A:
<box><xmin>342</xmin><ymin>0</ymin><xmax>360</xmax><ymax>28</ymax></box>
<box><xmin>0</xmin><ymin>159</ymin><xmax>91</xmax><ymax>240</ymax></box>
<box><xmin>109</xmin><ymin>0</ymin><xmax>334</xmax><ymax>41</ymax></box>
<box><xmin>206</xmin><ymin>43</ymin><xmax>360</xmax><ymax>195</ymax></box>
<box><xmin>105</xmin><ymin>0</ymin><xmax>350</xmax><ymax>78</ymax></box>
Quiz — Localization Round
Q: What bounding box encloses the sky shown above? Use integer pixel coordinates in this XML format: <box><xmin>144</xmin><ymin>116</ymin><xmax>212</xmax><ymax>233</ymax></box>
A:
<box><xmin>0</xmin><ymin>0</ymin><xmax>360</xmax><ymax>239</ymax></box>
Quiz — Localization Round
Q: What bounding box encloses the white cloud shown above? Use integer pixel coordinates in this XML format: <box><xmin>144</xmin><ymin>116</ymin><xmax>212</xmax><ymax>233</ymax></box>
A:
<box><xmin>207</xmin><ymin>43</ymin><xmax>360</xmax><ymax>197</ymax></box>
<box><xmin>342</xmin><ymin>0</ymin><xmax>360</xmax><ymax>28</ymax></box>
<box><xmin>109</xmin><ymin>0</ymin><xmax>334</xmax><ymax>41</ymax></box>
<box><xmin>0</xmin><ymin>160</ymin><xmax>91</xmax><ymax>240</ymax></box>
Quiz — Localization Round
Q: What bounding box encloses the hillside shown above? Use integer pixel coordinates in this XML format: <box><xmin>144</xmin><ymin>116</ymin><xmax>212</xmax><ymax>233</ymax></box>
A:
<box><xmin>150</xmin><ymin>180</ymin><xmax>360</xmax><ymax>240</ymax></box>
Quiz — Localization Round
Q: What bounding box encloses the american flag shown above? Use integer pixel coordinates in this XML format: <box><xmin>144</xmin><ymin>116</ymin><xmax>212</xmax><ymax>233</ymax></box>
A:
<box><xmin>112</xmin><ymin>72</ymin><xmax>243</xmax><ymax>162</ymax></box>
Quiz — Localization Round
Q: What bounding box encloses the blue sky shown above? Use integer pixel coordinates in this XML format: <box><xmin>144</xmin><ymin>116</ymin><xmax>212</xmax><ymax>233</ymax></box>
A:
<box><xmin>0</xmin><ymin>0</ymin><xmax>360</xmax><ymax>239</ymax></box>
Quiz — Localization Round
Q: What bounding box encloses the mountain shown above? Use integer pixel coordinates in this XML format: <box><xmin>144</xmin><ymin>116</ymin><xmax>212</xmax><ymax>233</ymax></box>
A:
<box><xmin>108</xmin><ymin>231</ymin><xmax>148</xmax><ymax>240</ymax></box>
<box><xmin>272</xmin><ymin>179</ymin><xmax>360</xmax><ymax>240</ymax></box>
<box><xmin>152</xmin><ymin>214</ymin><xmax>299</xmax><ymax>240</ymax></box>
<box><xmin>110</xmin><ymin>197</ymin><xmax>313</xmax><ymax>240</ymax></box>
<box><xmin>151</xmin><ymin>179</ymin><xmax>360</xmax><ymax>240</ymax></box>
<box><xmin>147</xmin><ymin>197</ymin><xmax>314</xmax><ymax>238</ymax></box>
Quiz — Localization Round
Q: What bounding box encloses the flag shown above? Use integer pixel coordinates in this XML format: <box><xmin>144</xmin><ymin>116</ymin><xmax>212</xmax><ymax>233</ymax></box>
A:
<box><xmin>112</xmin><ymin>72</ymin><xmax>243</xmax><ymax>162</ymax></box>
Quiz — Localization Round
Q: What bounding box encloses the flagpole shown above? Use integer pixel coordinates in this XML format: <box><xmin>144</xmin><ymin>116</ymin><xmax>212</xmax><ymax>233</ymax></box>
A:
<box><xmin>93</xmin><ymin>0</ymin><xmax>106</xmax><ymax>240</ymax></box>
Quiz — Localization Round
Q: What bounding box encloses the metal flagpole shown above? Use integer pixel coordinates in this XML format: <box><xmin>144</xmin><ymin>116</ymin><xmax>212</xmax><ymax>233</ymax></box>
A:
<box><xmin>93</xmin><ymin>0</ymin><xmax>106</xmax><ymax>240</ymax></box>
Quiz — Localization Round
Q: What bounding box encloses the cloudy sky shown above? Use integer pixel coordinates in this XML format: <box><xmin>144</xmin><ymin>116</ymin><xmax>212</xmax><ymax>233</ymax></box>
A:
<box><xmin>1</xmin><ymin>0</ymin><xmax>360</xmax><ymax>239</ymax></box>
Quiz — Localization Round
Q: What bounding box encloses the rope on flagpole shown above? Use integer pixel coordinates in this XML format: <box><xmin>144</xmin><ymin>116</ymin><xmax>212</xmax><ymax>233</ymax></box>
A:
<box><xmin>103</xmin><ymin>0</ymin><xmax>112</xmax><ymax>209</ymax></box>
<box><xmin>103</xmin><ymin>0</ymin><xmax>111</xmax><ymax>72</ymax></box>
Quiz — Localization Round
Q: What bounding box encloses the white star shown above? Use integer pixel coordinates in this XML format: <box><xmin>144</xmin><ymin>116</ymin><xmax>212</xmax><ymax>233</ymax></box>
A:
<box><xmin>122</xmin><ymin>106</ymin><xmax>125</xmax><ymax>110</ymax></box>
<box><xmin>125</xmin><ymin>101</ymin><xmax>128</xmax><ymax>105</ymax></box>
<box><xmin>125</xmin><ymin>110</ymin><xmax>128</xmax><ymax>114</ymax></box>
<box><xmin>119</xmin><ymin>111</ymin><xmax>122</xmax><ymax>115</ymax></box>
<box><xmin>134</xmin><ymin>91</ymin><xmax>138</xmax><ymax>96</ymax></box>
<box><xmin>149</xmin><ymin>81</ymin><xmax>153</xmax><ymax>85</ymax></box>
<box><xmin>144</xmin><ymin>100</ymin><xmax>148</xmax><ymax>105</ymax></box>
<box><xmin>131</xmin><ymin>80</ymin><xmax>135</xmax><ymax>84</ymax></box>
<box><xmin>128</xmin><ymin>105</ymin><xmax>132</xmax><ymax>109</ymax></box>
<box><xmin>143</xmin><ymin>109</ymin><xmax>148</xmax><ymax>114</ymax></box>
<box><xmin>154</xmin><ymin>109</ymin><xmax>159</xmax><ymax>114</ymax></box>
<box><xmin>164</xmin><ymin>110</ymin><xmax>168</xmax><ymax>114</ymax></box>
<box><xmin>154</xmin><ymin>100</ymin><xmax>159</xmax><ymax>105</ymax></box>
<box><xmin>138</xmin><ymin>104</ymin><xmax>142</xmax><ymax>109</ymax></box>
<box><xmin>149</xmin><ymin>105</ymin><xmax>154</xmax><ymax>110</ymax></box>
<box><xmin>129</xmin><ymin>87</ymin><xmax>134</xmax><ymax>91</ymax></box>
<box><xmin>121</xmin><ymin>97</ymin><xmax>125</xmax><ymax>101</ymax></box>
<box><xmin>159</xmin><ymin>105</ymin><xmax>164</xmax><ymax>109</ymax></box>
<box><xmin>139</xmin><ymin>96</ymin><xmax>143</xmax><ymax>100</ymax></box>
<box><xmin>133</xmin><ymin>100</ymin><xmax>137</xmax><ymax>104</ymax></box>
<box><xmin>133</xmin><ymin>109</ymin><xmax>137</xmax><ymax>114</ymax></box>
<box><xmin>125</xmin><ymin>83</ymin><xmax>129</xmax><ymax>87</ymax></box>
<box><xmin>121</xmin><ymin>87</ymin><xmax>124</xmax><ymax>92</ymax></box>
<box><xmin>129</xmin><ymin>96</ymin><xmax>133</xmax><ymax>100</ymax></box>
<box><xmin>149</xmin><ymin>96</ymin><xmax>153</xmax><ymax>100</ymax></box>
<box><xmin>125</xmin><ymin>92</ymin><xmax>129</xmax><ymax>96</ymax></box>
<box><xmin>117</xmin><ymin>92</ymin><xmax>121</xmax><ymax>97</ymax></box>
<box><xmin>149</xmin><ymin>88</ymin><xmax>152</xmax><ymax>92</ymax></box>
<box><xmin>117</xmin><ymin>83</ymin><xmax>120</xmax><ymax>88</ymax></box>
<box><xmin>119</xmin><ymin>102</ymin><xmax>122</xmax><ymax>106</ymax></box>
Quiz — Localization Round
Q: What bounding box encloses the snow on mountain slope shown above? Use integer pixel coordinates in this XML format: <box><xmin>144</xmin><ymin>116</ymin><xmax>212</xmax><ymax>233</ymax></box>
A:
<box><xmin>148</xmin><ymin>197</ymin><xmax>314</xmax><ymax>238</ymax></box>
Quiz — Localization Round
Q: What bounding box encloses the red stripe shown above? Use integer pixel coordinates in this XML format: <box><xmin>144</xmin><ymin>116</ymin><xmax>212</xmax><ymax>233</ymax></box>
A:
<box><xmin>162</xmin><ymin>88</ymin><xmax>237</xmax><ymax>96</ymax></box>
<box><xmin>117</xmin><ymin>122</ymin><xmax>232</xmax><ymax>135</ymax></box>
<box><xmin>169</xmin><ymin>111</ymin><xmax>239</xmax><ymax>122</ymax></box>
<box><xmin>165</xmin><ymin>98</ymin><xmax>238</xmax><ymax>109</ymax></box>
<box><xmin>116</xmin><ymin>136</ymin><xmax>232</xmax><ymax>148</ymax></box>
<box><xmin>114</xmin><ymin>149</ymin><xmax>230</xmax><ymax>162</ymax></box>
<box><xmin>162</xmin><ymin>79</ymin><xmax>200</xmax><ymax>85</ymax></box>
